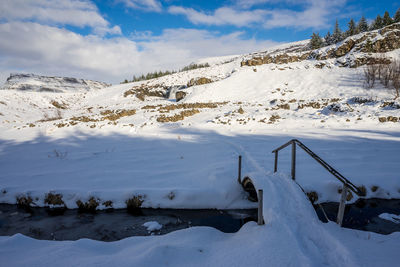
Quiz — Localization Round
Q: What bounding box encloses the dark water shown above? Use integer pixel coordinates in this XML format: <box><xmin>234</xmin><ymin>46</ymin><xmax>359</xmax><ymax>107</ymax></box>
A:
<box><xmin>0</xmin><ymin>204</ymin><xmax>257</xmax><ymax>241</ymax></box>
<box><xmin>315</xmin><ymin>198</ymin><xmax>400</xmax><ymax>234</ymax></box>
<box><xmin>2</xmin><ymin>198</ymin><xmax>398</xmax><ymax>242</ymax></box>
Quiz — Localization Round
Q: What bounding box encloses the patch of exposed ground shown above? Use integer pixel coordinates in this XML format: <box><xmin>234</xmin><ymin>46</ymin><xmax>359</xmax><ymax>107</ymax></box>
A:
<box><xmin>51</xmin><ymin>100</ymin><xmax>68</xmax><ymax>109</ymax></box>
<box><xmin>153</xmin><ymin>102</ymin><xmax>227</xmax><ymax>123</ymax></box>
<box><xmin>157</xmin><ymin>109</ymin><xmax>200</xmax><ymax>122</ymax></box>
<box><xmin>124</xmin><ymin>84</ymin><xmax>166</xmax><ymax>101</ymax></box>
<box><xmin>100</xmin><ymin>109</ymin><xmax>136</xmax><ymax>121</ymax></box>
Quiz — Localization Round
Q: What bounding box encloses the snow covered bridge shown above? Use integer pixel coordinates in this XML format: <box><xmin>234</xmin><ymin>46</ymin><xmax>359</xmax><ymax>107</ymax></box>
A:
<box><xmin>239</xmin><ymin>139</ymin><xmax>364</xmax><ymax>227</ymax></box>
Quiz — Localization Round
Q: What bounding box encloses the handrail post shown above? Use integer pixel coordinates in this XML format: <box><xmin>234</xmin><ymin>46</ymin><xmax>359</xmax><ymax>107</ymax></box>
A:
<box><xmin>274</xmin><ymin>151</ymin><xmax>278</xmax><ymax>172</ymax></box>
<box><xmin>258</xmin><ymin>189</ymin><xmax>264</xmax><ymax>225</ymax></box>
<box><xmin>337</xmin><ymin>184</ymin><xmax>348</xmax><ymax>226</ymax></box>
<box><xmin>291</xmin><ymin>141</ymin><xmax>296</xmax><ymax>181</ymax></box>
<box><xmin>238</xmin><ymin>155</ymin><xmax>242</xmax><ymax>184</ymax></box>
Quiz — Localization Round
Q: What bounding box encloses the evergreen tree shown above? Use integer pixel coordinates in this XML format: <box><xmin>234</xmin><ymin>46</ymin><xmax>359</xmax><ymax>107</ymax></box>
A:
<box><xmin>324</xmin><ymin>31</ymin><xmax>333</xmax><ymax>46</ymax></box>
<box><xmin>357</xmin><ymin>16</ymin><xmax>369</xmax><ymax>33</ymax></box>
<box><xmin>332</xmin><ymin>20</ymin><xmax>344</xmax><ymax>43</ymax></box>
<box><xmin>373</xmin><ymin>15</ymin><xmax>384</xmax><ymax>30</ymax></box>
<box><xmin>309</xmin><ymin>32</ymin><xmax>323</xmax><ymax>49</ymax></box>
<box><xmin>345</xmin><ymin>19</ymin><xmax>357</xmax><ymax>37</ymax></box>
<box><xmin>383</xmin><ymin>11</ymin><xmax>393</xmax><ymax>26</ymax></box>
<box><xmin>395</xmin><ymin>8</ymin><xmax>400</xmax><ymax>23</ymax></box>
<box><xmin>365</xmin><ymin>38</ymin><xmax>373</xmax><ymax>52</ymax></box>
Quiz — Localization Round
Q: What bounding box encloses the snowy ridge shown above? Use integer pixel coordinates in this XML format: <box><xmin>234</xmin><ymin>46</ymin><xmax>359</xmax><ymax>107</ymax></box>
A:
<box><xmin>1</xmin><ymin>73</ymin><xmax>110</xmax><ymax>93</ymax></box>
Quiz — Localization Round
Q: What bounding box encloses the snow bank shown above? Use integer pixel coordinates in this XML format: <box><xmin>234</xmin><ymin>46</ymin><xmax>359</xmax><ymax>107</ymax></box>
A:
<box><xmin>1</xmin><ymin>173</ymin><xmax>400</xmax><ymax>266</ymax></box>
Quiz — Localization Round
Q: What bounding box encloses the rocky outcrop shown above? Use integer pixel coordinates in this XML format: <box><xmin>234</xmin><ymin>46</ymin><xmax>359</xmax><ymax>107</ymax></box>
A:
<box><xmin>187</xmin><ymin>77</ymin><xmax>213</xmax><ymax>87</ymax></box>
<box><xmin>241</xmin><ymin>22</ymin><xmax>400</xmax><ymax>68</ymax></box>
<box><xmin>241</xmin><ymin>52</ymin><xmax>310</xmax><ymax>67</ymax></box>
<box><xmin>175</xmin><ymin>91</ymin><xmax>187</xmax><ymax>102</ymax></box>
<box><xmin>124</xmin><ymin>84</ymin><xmax>166</xmax><ymax>101</ymax></box>
<box><xmin>334</xmin><ymin>39</ymin><xmax>356</xmax><ymax>57</ymax></box>
<box><xmin>380</xmin><ymin>23</ymin><xmax>400</xmax><ymax>35</ymax></box>
<box><xmin>1</xmin><ymin>73</ymin><xmax>110</xmax><ymax>92</ymax></box>
<box><xmin>352</xmin><ymin>56</ymin><xmax>392</xmax><ymax>67</ymax></box>
<box><xmin>371</xmin><ymin>31</ymin><xmax>400</xmax><ymax>52</ymax></box>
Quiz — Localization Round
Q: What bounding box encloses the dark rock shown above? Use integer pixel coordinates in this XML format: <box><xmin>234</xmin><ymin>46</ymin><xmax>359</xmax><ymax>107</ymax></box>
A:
<box><xmin>175</xmin><ymin>91</ymin><xmax>187</xmax><ymax>102</ymax></box>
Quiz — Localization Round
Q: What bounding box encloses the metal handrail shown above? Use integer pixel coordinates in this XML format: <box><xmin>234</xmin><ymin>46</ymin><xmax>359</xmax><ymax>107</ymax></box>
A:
<box><xmin>272</xmin><ymin>139</ymin><xmax>363</xmax><ymax>196</ymax></box>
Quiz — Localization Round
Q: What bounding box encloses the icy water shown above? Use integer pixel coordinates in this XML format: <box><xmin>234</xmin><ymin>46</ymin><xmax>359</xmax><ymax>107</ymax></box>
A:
<box><xmin>0</xmin><ymin>205</ymin><xmax>257</xmax><ymax>241</ymax></box>
<box><xmin>1</xmin><ymin>198</ymin><xmax>398</xmax><ymax>242</ymax></box>
<box><xmin>315</xmin><ymin>198</ymin><xmax>400</xmax><ymax>234</ymax></box>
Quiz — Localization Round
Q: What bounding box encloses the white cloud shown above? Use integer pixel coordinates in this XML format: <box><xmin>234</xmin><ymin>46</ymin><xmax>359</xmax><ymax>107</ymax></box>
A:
<box><xmin>137</xmin><ymin>28</ymin><xmax>277</xmax><ymax>63</ymax></box>
<box><xmin>0</xmin><ymin>22</ymin><xmax>138</xmax><ymax>83</ymax></box>
<box><xmin>0</xmin><ymin>22</ymin><xmax>277</xmax><ymax>84</ymax></box>
<box><xmin>263</xmin><ymin>0</ymin><xmax>348</xmax><ymax>29</ymax></box>
<box><xmin>0</xmin><ymin>0</ymin><xmax>120</xmax><ymax>35</ymax></box>
<box><xmin>0</xmin><ymin>0</ymin><xmax>282</xmax><ymax>84</ymax></box>
<box><xmin>116</xmin><ymin>0</ymin><xmax>162</xmax><ymax>12</ymax></box>
<box><xmin>168</xmin><ymin>6</ymin><xmax>267</xmax><ymax>27</ymax></box>
<box><xmin>169</xmin><ymin>0</ymin><xmax>348</xmax><ymax>30</ymax></box>
<box><xmin>235</xmin><ymin>0</ymin><xmax>273</xmax><ymax>8</ymax></box>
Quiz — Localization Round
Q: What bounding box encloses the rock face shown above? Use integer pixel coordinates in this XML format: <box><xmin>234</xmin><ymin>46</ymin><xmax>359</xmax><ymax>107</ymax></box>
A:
<box><xmin>241</xmin><ymin>22</ymin><xmax>400</xmax><ymax>68</ymax></box>
<box><xmin>187</xmin><ymin>77</ymin><xmax>213</xmax><ymax>87</ymax></box>
<box><xmin>175</xmin><ymin>91</ymin><xmax>187</xmax><ymax>102</ymax></box>
<box><xmin>240</xmin><ymin>52</ymin><xmax>310</xmax><ymax>67</ymax></box>
<box><xmin>1</xmin><ymin>73</ymin><xmax>110</xmax><ymax>93</ymax></box>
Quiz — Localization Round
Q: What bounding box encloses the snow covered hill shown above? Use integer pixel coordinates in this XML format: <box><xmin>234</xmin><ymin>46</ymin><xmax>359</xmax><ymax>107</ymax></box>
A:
<box><xmin>1</xmin><ymin>73</ymin><xmax>110</xmax><ymax>93</ymax></box>
<box><xmin>0</xmin><ymin>23</ymin><xmax>400</xmax><ymax>209</ymax></box>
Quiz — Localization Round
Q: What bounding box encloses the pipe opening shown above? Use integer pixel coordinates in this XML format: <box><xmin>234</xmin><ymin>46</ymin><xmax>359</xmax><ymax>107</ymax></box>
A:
<box><xmin>241</xmin><ymin>177</ymin><xmax>258</xmax><ymax>202</ymax></box>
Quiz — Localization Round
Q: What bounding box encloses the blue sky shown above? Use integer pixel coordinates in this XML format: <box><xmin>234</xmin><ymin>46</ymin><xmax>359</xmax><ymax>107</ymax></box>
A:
<box><xmin>0</xmin><ymin>0</ymin><xmax>399</xmax><ymax>84</ymax></box>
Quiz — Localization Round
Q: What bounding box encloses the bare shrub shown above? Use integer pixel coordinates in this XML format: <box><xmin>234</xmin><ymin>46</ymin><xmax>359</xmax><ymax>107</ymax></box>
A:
<box><xmin>364</xmin><ymin>58</ymin><xmax>400</xmax><ymax>99</ymax></box>
<box><xmin>390</xmin><ymin>61</ymin><xmax>400</xmax><ymax>99</ymax></box>
<box><xmin>363</xmin><ymin>64</ymin><xmax>378</xmax><ymax>88</ymax></box>
<box><xmin>126</xmin><ymin>195</ymin><xmax>144</xmax><ymax>214</ymax></box>
<box><xmin>16</xmin><ymin>195</ymin><xmax>33</xmax><ymax>209</ymax></box>
<box><xmin>381</xmin><ymin>63</ymin><xmax>393</xmax><ymax>87</ymax></box>
<box><xmin>38</xmin><ymin>109</ymin><xmax>62</xmax><ymax>122</ymax></box>
<box><xmin>44</xmin><ymin>193</ymin><xmax>65</xmax><ymax>207</ymax></box>
<box><xmin>76</xmin><ymin>197</ymin><xmax>99</xmax><ymax>212</ymax></box>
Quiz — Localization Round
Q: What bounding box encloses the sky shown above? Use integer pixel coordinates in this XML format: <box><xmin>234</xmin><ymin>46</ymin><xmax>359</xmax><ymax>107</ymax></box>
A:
<box><xmin>0</xmin><ymin>0</ymin><xmax>399</xmax><ymax>84</ymax></box>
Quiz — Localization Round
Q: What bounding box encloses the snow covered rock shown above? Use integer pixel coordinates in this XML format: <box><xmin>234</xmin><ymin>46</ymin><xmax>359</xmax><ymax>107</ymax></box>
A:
<box><xmin>379</xmin><ymin>213</ymin><xmax>400</xmax><ymax>223</ymax></box>
<box><xmin>1</xmin><ymin>73</ymin><xmax>110</xmax><ymax>93</ymax></box>
<box><xmin>143</xmin><ymin>221</ymin><xmax>163</xmax><ymax>232</ymax></box>
<box><xmin>241</xmin><ymin>22</ymin><xmax>400</xmax><ymax>68</ymax></box>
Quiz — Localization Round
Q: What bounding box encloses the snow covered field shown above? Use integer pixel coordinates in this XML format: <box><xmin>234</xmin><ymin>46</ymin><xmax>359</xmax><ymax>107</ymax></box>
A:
<box><xmin>1</xmin><ymin>57</ymin><xmax>399</xmax><ymax>208</ymax></box>
<box><xmin>1</xmin><ymin>39</ymin><xmax>400</xmax><ymax>265</ymax></box>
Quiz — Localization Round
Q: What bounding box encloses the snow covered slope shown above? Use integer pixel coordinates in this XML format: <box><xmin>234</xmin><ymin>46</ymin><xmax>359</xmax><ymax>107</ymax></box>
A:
<box><xmin>0</xmin><ymin>23</ymin><xmax>400</xmax><ymax>209</ymax></box>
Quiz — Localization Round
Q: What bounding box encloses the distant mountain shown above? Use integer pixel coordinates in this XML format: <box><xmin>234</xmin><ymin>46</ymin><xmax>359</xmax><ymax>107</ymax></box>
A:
<box><xmin>1</xmin><ymin>73</ymin><xmax>110</xmax><ymax>93</ymax></box>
